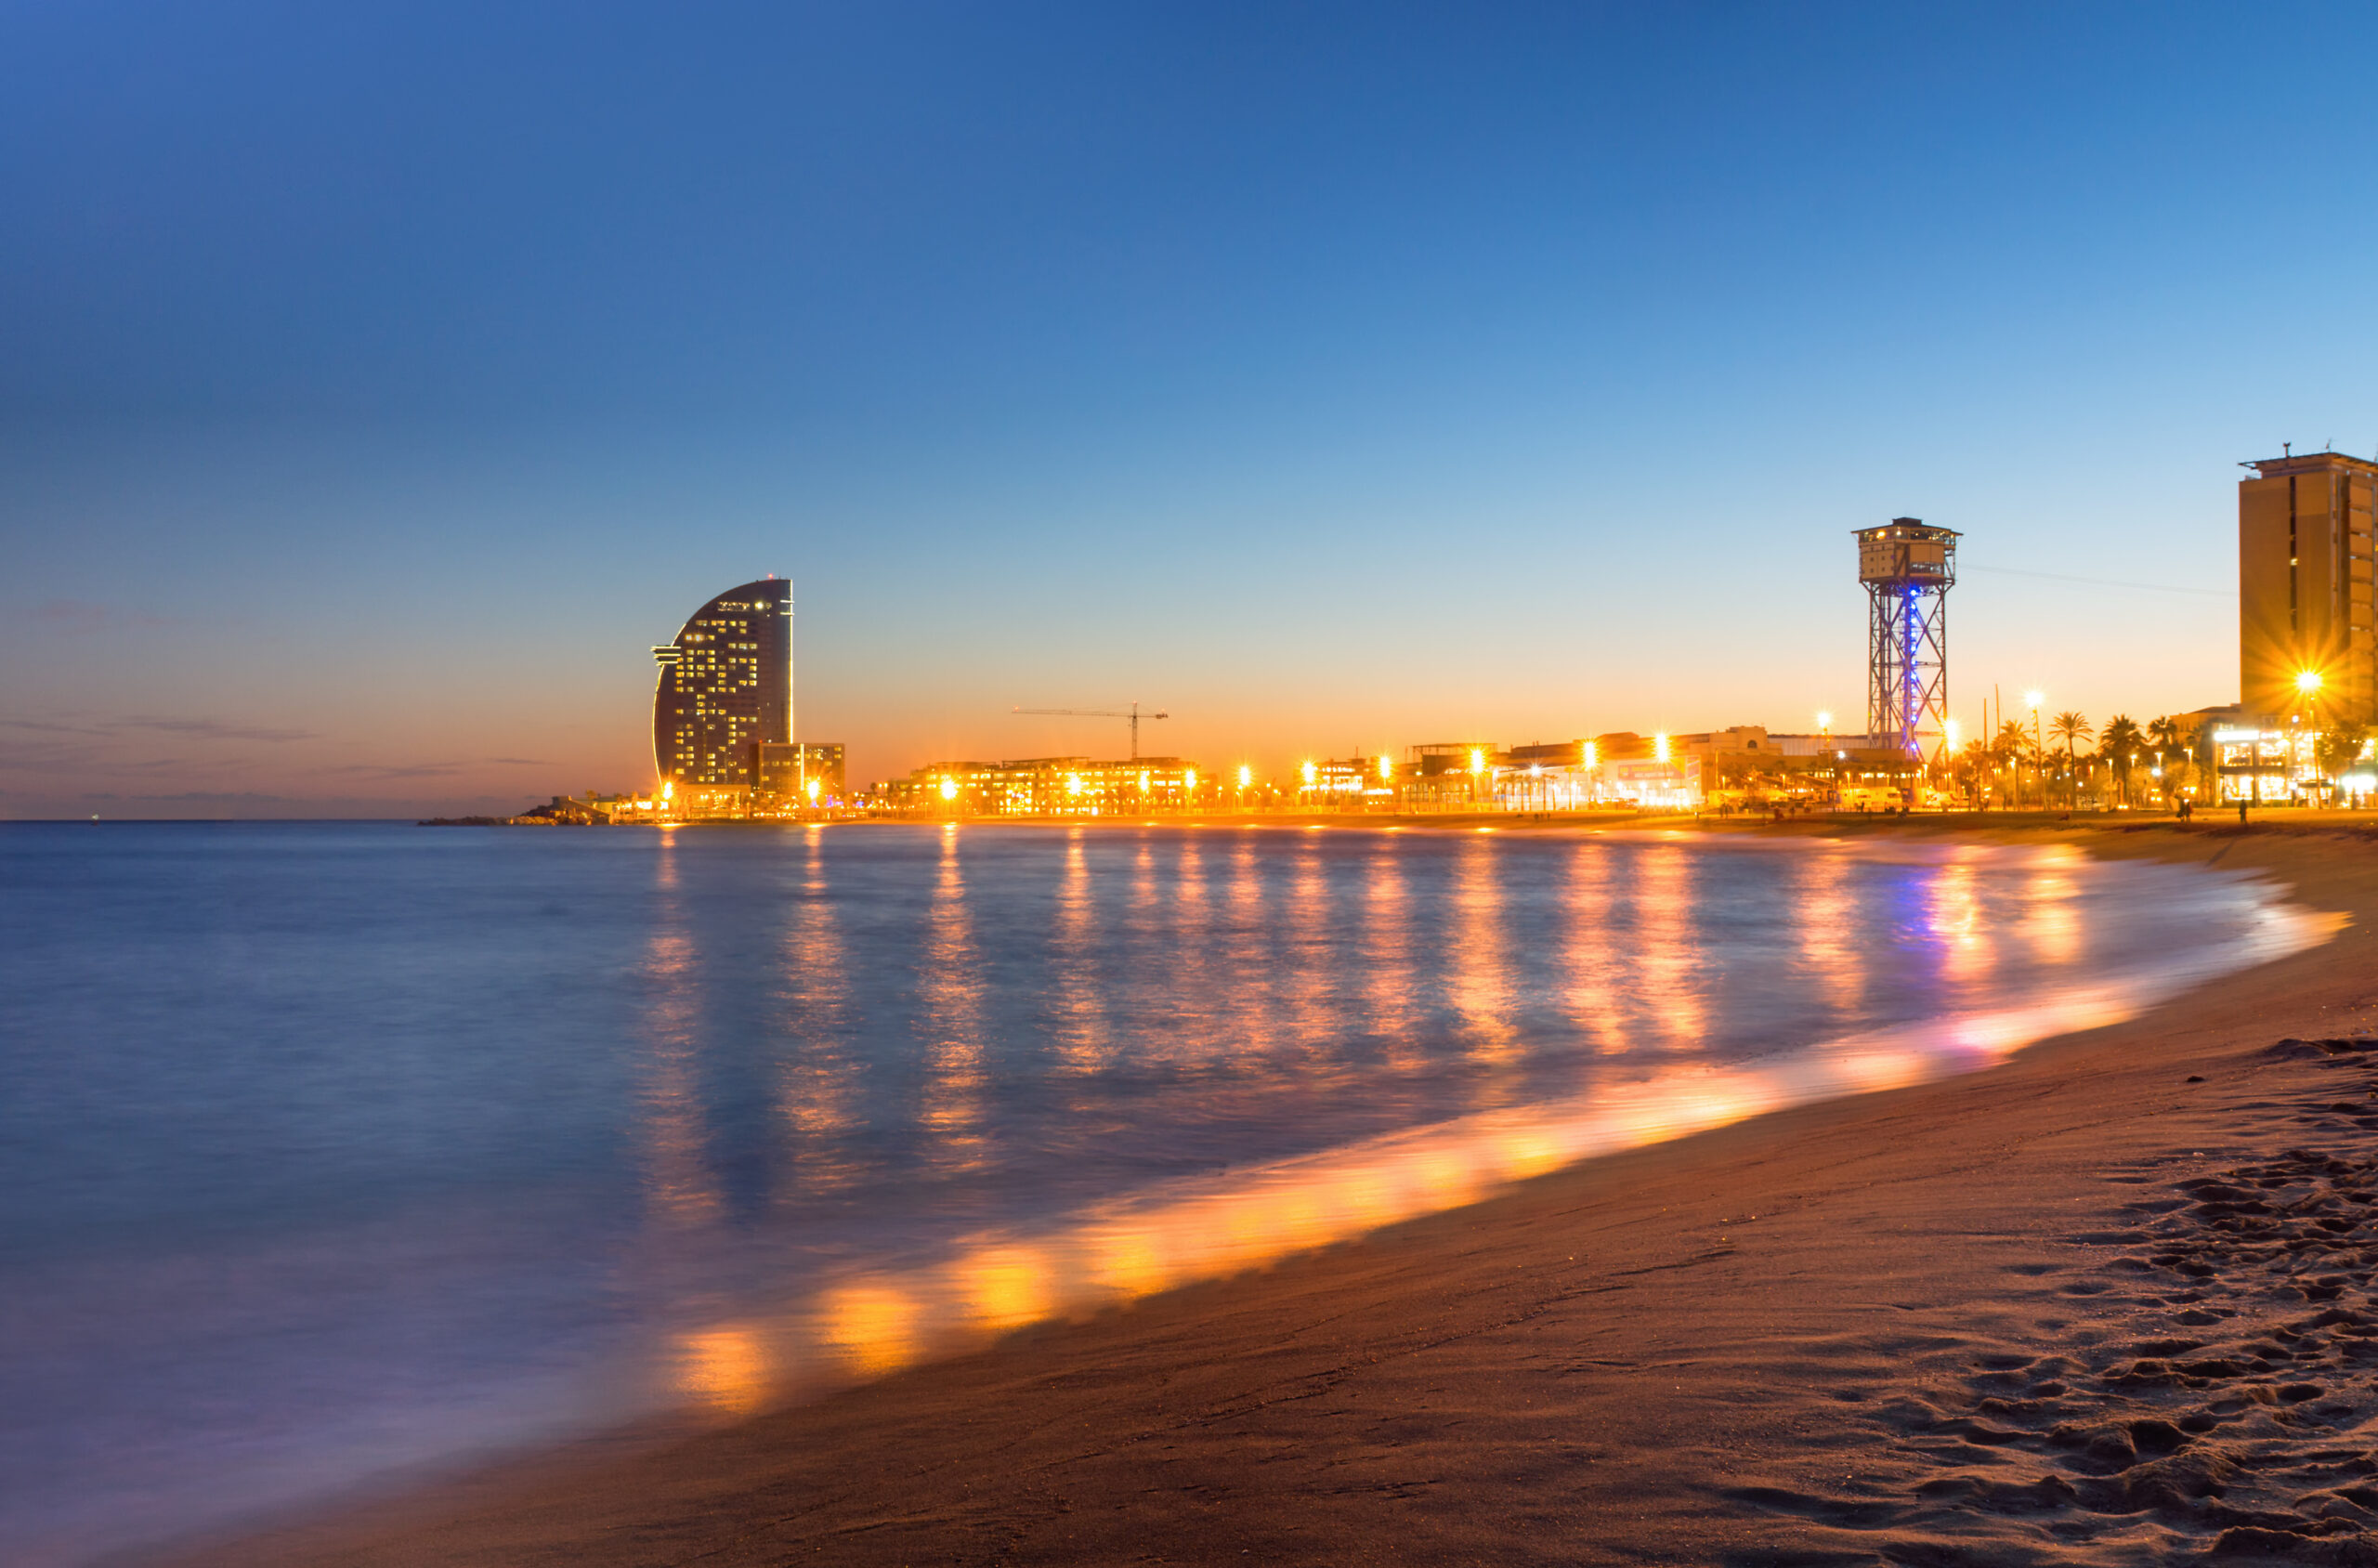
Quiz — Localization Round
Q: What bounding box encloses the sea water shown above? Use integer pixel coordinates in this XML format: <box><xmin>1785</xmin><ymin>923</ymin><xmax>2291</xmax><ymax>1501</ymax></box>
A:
<box><xmin>0</xmin><ymin>821</ymin><xmax>2326</xmax><ymax>1561</ymax></box>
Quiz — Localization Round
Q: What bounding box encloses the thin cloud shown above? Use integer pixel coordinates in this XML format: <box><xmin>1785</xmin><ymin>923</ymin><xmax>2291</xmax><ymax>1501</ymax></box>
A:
<box><xmin>110</xmin><ymin>717</ymin><xmax>316</xmax><ymax>743</ymax></box>
<box><xmin>87</xmin><ymin>791</ymin><xmax>300</xmax><ymax>805</ymax></box>
<box><xmin>32</xmin><ymin>600</ymin><xmax>174</xmax><ymax>633</ymax></box>
<box><xmin>324</xmin><ymin>762</ymin><xmax>464</xmax><ymax>780</ymax></box>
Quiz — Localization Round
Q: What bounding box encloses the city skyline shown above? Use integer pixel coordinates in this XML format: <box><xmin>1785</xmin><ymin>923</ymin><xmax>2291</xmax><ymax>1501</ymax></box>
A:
<box><xmin>10</xmin><ymin>4</ymin><xmax>2378</xmax><ymax>817</ymax></box>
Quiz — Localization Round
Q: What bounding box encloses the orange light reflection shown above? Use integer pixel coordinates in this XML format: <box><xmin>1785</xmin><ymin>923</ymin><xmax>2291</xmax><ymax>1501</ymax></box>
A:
<box><xmin>669</xmin><ymin>892</ymin><xmax>2337</xmax><ymax>1413</ymax></box>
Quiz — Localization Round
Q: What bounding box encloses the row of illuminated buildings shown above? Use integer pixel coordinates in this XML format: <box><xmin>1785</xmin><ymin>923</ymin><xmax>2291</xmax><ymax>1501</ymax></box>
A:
<box><xmin>872</xmin><ymin>728</ymin><xmax>1927</xmax><ymax>817</ymax></box>
<box><xmin>578</xmin><ymin>448</ymin><xmax>2378</xmax><ymax>824</ymax></box>
<box><xmin>574</xmin><ymin>575</ymin><xmax>1916</xmax><ymax>823</ymax></box>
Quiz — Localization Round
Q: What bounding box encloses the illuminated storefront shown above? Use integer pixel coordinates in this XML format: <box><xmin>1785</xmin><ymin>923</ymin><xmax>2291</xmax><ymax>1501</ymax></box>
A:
<box><xmin>2213</xmin><ymin>726</ymin><xmax>2318</xmax><ymax>804</ymax></box>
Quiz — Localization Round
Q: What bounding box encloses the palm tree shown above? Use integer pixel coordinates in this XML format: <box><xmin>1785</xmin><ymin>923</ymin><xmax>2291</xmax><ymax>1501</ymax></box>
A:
<box><xmin>2145</xmin><ymin>715</ymin><xmax>2183</xmax><ymax>804</ymax></box>
<box><xmin>2049</xmin><ymin>712</ymin><xmax>2093</xmax><ymax>807</ymax></box>
<box><xmin>2098</xmin><ymin>714</ymin><xmax>2144</xmax><ymax>807</ymax></box>
<box><xmin>2316</xmin><ymin>720</ymin><xmax>2372</xmax><ymax>791</ymax></box>
<box><xmin>1993</xmin><ymin>719</ymin><xmax>2032</xmax><ymax>807</ymax></box>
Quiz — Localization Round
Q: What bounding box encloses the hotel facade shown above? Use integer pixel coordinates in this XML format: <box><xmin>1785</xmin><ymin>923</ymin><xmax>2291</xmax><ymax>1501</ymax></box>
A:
<box><xmin>2219</xmin><ymin>453</ymin><xmax>2378</xmax><ymax>803</ymax></box>
<box><xmin>2239</xmin><ymin>451</ymin><xmax>2377</xmax><ymax>729</ymax></box>
<box><xmin>647</xmin><ymin>577</ymin><xmax>850</xmax><ymax>816</ymax></box>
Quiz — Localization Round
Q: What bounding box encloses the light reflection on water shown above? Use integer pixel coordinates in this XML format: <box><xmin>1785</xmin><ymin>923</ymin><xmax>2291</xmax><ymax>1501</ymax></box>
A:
<box><xmin>0</xmin><ymin>823</ymin><xmax>2335</xmax><ymax>1564</ymax></box>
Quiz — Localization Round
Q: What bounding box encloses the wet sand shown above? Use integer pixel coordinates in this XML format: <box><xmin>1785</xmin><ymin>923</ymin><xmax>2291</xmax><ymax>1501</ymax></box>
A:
<box><xmin>153</xmin><ymin>820</ymin><xmax>2378</xmax><ymax>1567</ymax></box>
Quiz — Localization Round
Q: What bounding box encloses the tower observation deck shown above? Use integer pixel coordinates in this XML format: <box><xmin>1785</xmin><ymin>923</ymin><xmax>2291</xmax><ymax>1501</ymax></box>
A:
<box><xmin>1856</xmin><ymin>518</ymin><xmax>1958</xmax><ymax>761</ymax></box>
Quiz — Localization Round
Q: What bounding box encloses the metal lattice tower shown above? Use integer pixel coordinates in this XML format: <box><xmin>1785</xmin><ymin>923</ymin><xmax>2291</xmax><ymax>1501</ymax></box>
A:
<box><xmin>1854</xmin><ymin>518</ymin><xmax>1958</xmax><ymax>760</ymax></box>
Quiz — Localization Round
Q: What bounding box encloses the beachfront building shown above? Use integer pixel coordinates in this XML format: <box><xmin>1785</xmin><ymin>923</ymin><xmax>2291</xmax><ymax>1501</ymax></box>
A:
<box><xmin>755</xmin><ymin>741</ymin><xmax>847</xmax><ymax>811</ymax></box>
<box><xmin>2207</xmin><ymin>717</ymin><xmax>2346</xmax><ymax>804</ymax></box>
<box><xmin>1424</xmin><ymin>737</ymin><xmax>1703</xmax><ymax>813</ymax></box>
<box><xmin>882</xmin><ymin>757</ymin><xmax>1204</xmax><ymax>816</ymax></box>
<box><xmin>652</xmin><ymin>578</ymin><xmax>793</xmax><ymax>788</ymax></box>
<box><xmin>1670</xmin><ymin>726</ymin><xmax>1919</xmax><ymax>808</ymax></box>
<box><xmin>1296</xmin><ymin>756</ymin><xmax>1392</xmax><ymax>806</ymax></box>
<box><xmin>2240</xmin><ymin>451</ymin><xmax>2378</xmax><ymax>729</ymax></box>
<box><xmin>1398</xmin><ymin>743</ymin><xmax>1504</xmax><ymax>809</ymax></box>
<box><xmin>523</xmin><ymin>791</ymin><xmax>667</xmax><ymax>824</ymax></box>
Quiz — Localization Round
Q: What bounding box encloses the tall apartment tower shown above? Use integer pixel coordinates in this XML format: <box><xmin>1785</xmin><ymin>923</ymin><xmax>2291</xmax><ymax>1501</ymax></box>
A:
<box><xmin>2240</xmin><ymin>452</ymin><xmax>2377</xmax><ymax>725</ymax></box>
<box><xmin>651</xmin><ymin>577</ymin><xmax>792</xmax><ymax>786</ymax></box>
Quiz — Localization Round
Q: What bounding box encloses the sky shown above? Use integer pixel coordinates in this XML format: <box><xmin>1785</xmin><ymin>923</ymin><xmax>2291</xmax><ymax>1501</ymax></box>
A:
<box><xmin>5</xmin><ymin>1</ymin><xmax>2375</xmax><ymax>817</ymax></box>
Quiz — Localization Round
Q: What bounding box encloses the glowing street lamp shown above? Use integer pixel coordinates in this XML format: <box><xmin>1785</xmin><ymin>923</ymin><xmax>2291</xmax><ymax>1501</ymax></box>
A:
<box><xmin>804</xmin><ymin>777</ymin><xmax>821</xmax><ymax>805</ymax></box>
<box><xmin>939</xmin><ymin>776</ymin><xmax>957</xmax><ymax>802</ymax></box>
<box><xmin>2298</xmin><ymin>669</ymin><xmax>2325</xmax><ymax>695</ymax></box>
<box><xmin>1237</xmin><ymin>764</ymin><xmax>1252</xmax><ymax>791</ymax></box>
<box><xmin>1469</xmin><ymin>748</ymin><xmax>1485</xmax><ymax>775</ymax></box>
<box><xmin>1653</xmin><ymin>732</ymin><xmax>1671</xmax><ymax>764</ymax></box>
<box><xmin>1816</xmin><ymin>711</ymin><xmax>1832</xmax><ymax>734</ymax></box>
<box><xmin>1377</xmin><ymin>753</ymin><xmax>1393</xmax><ymax>781</ymax></box>
<box><xmin>1581</xmin><ymin>739</ymin><xmax>1597</xmax><ymax>768</ymax></box>
<box><xmin>2024</xmin><ymin>693</ymin><xmax>2045</xmax><ymax>810</ymax></box>
<box><xmin>1301</xmin><ymin>760</ymin><xmax>1317</xmax><ymax>789</ymax></box>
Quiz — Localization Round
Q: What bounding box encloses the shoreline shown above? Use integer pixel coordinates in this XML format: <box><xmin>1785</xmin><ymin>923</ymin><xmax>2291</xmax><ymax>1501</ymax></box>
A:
<box><xmin>150</xmin><ymin>822</ymin><xmax>2378</xmax><ymax>1566</ymax></box>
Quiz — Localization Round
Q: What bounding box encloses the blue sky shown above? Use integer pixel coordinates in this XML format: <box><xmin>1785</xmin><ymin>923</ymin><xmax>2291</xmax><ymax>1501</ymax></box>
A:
<box><xmin>3</xmin><ymin>2</ymin><xmax>2371</xmax><ymax>815</ymax></box>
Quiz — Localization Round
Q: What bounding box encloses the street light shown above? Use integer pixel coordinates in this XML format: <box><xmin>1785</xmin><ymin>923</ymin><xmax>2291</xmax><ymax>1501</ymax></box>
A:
<box><xmin>2024</xmin><ymin>692</ymin><xmax>2045</xmax><ymax>809</ymax></box>
<box><xmin>2299</xmin><ymin>669</ymin><xmax>2324</xmax><ymax>694</ymax></box>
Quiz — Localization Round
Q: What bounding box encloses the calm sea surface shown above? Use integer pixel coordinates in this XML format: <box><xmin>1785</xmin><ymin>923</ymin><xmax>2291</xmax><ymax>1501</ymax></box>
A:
<box><xmin>0</xmin><ymin>821</ymin><xmax>2326</xmax><ymax>1561</ymax></box>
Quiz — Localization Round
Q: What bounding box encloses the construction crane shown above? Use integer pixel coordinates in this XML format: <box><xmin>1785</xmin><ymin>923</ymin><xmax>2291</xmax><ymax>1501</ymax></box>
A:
<box><xmin>1012</xmin><ymin>701</ymin><xmax>1169</xmax><ymax>761</ymax></box>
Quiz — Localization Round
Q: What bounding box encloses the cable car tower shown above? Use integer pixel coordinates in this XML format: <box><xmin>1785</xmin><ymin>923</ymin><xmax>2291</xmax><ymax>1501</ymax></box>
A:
<box><xmin>1855</xmin><ymin>517</ymin><xmax>1958</xmax><ymax>761</ymax></box>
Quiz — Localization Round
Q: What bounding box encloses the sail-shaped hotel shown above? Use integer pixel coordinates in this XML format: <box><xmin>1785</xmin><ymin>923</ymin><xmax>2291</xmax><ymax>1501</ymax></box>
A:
<box><xmin>644</xmin><ymin>576</ymin><xmax>840</xmax><ymax>814</ymax></box>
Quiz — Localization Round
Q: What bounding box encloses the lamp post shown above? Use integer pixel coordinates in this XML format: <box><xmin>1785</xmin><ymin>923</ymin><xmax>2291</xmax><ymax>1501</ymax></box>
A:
<box><xmin>2025</xmin><ymin>691</ymin><xmax>2045</xmax><ymax>810</ymax></box>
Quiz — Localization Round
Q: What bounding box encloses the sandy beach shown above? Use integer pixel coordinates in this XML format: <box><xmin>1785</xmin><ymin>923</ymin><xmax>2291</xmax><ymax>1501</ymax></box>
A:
<box><xmin>150</xmin><ymin>819</ymin><xmax>2378</xmax><ymax>1567</ymax></box>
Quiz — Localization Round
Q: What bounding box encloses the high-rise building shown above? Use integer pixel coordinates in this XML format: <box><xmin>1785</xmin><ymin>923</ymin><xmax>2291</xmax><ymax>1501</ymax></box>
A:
<box><xmin>651</xmin><ymin>578</ymin><xmax>791</xmax><ymax>786</ymax></box>
<box><xmin>2240</xmin><ymin>451</ymin><xmax>2377</xmax><ymax>725</ymax></box>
